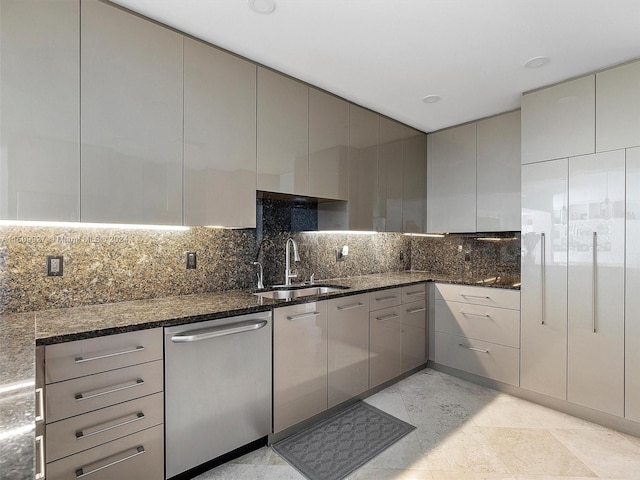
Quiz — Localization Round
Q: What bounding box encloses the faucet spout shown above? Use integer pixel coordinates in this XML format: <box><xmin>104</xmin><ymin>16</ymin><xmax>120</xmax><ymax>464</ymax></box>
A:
<box><xmin>284</xmin><ymin>238</ymin><xmax>300</xmax><ymax>286</ymax></box>
<box><xmin>252</xmin><ymin>261</ymin><xmax>264</xmax><ymax>289</ymax></box>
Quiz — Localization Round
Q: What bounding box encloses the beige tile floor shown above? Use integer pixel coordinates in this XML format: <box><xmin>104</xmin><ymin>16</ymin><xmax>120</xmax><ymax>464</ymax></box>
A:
<box><xmin>194</xmin><ymin>368</ymin><xmax>640</xmax><ymax>480</ymax></box>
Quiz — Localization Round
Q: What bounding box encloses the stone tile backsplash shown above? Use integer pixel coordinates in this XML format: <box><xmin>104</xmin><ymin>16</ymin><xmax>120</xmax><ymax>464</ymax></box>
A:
<box><xmin>0</xmin><ymin>223</ymin><xmax>520</xmax><ymax>314</ymax></box>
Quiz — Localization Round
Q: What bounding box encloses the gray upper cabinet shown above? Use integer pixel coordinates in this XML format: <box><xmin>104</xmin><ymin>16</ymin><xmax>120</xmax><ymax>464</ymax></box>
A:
<box><xmin>476</xmin><ymin>111</ymin><xmax>521</xmax><ymax>231</ymax></box>
<box><xmin>377</xmin><ymin>117</ymin><xmax>404</xmax><ymax>232</ymax></box>
<box><xmin>0</xmin><ymin>0</ymin><xmax>79</xmax><ymax>221</ymax></box>
<box><xmin>427</xmin><ymin>123</ymin><xmax>477</xmax><ymax>233</ymax></box>
<box><xmin>348</xmin><ymin>105</ymin><xmax>378</xmax><ymax>231</ymax></box>
<box><xmin>257</xmin><ymin>68</ymin><xmax>309</xmax><ymax>196</ymax></box>
<box><xmin>402</xmin><ymin>126</ymin><xmax>426</xmax><ymax>233</ymax></box>
<box><xmin>183</xmin><ymin>38</ymin><xmax>256</xmax><ymax>228</ymax></box>
<box><xmin>596</xmin><ymin>60</ymin><xmax>640</xmax><ymax>152</ymax></box>
<box><xmin>308</xmin><ymin>88</ymin><xmax>349</xmax><ymax>201</ymax></box>
<box><xmin>521</xmin><ymin>76</ymin><xmax>595</xmax><ymax>164</ymax></box>
<box><xmin>80</xmin><ymin>0</ymin><xmax>183</xmax><ymax>225</ymax></box>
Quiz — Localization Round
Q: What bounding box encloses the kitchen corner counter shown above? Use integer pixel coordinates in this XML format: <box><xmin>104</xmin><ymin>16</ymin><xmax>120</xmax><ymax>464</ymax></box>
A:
<box><xmin>0</xmin><ymin>312</ymin><xmax>35</xmax><ymax>480</ymax></box>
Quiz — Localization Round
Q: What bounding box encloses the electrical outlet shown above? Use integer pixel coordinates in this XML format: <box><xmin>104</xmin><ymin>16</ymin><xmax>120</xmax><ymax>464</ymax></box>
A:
<box><xmin>186</xmin><ymin>252</ymin><xmax>197</xmax><ymax>269</ymax></box>
<box><xmin>47</xmin><ymin>255</ymin><xmax>64</xmax><ymax>276</ymax></box>
<box><xmin>464</xmin><ymin>251</ymin><xmax>471</xmax><ymax>262</ymax></box>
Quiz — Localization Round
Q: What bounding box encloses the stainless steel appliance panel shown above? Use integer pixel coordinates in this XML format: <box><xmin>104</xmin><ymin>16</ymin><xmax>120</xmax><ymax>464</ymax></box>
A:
<box><xmin>164</xmin><ymin>311</ymin><xmax>272</xmax><ymax>479</ymax></box>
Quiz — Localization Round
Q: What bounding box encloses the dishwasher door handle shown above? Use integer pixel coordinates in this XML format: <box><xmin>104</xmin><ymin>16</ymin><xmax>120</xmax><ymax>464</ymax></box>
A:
<box><xmin>171</xmin><ymin>320</ymin><xmax>268</xmax><ymax>343</ymax></box>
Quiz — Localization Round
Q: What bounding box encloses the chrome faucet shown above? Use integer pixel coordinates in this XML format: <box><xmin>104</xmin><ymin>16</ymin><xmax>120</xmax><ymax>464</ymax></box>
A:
<box><xmin>252</xmin><ymin>261</ymin><xmax>264</xmax><ymax>289</ymax></box>
<box><xmin>284</xmin><ymin>237</ymin><xmax>300</xmax><ymax>286</ymax></box>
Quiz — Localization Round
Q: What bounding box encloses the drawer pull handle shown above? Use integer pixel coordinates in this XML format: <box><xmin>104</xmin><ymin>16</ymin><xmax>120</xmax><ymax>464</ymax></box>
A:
<box><xmin>35</xmin><ymin>387</ymin><xmax>44</xmax><ymax>423</ymax></box>
<box><xmin>375</xmin><ymin>295</ymin><xmax>399</xmax><ymax>302</ymax></box>
<box><xmin>458</xmin><ymin>343</ymin><xmax>489</xmax><ymax>354</ymax></box>
<box><xmin>459</xmin><ymin>310</ymin><xmax>490</xmax><ymax>318</ymax></box>
<box><xmin>541</xmin><ymin>232</ymin><xmax>546</xmax><ymax>325</ymax></box>
<box><xmin>76</xmin><ymin>412</ymin><xmax>145</xmax><ymax>439</ymax></box>
<box><xmin>171</xmin><ymin>320</ymin><xmax>267</xmax><ymax>343</ymax></box>
<box><xmin>459</xmin><ymin>293</ymin><xmax>491</xmax><ymax>299</ymax></box>
<box><xmin>75</xmin><ymin>379</ymin><xmax>144</xmax><ymax>401</ymax></box>
<box><xmin>337</xmin><ymin>302</ymin><xmax>365</xmax><ymax>311</ymax></box>
<box><xmin>35</xmin><ymin>435</ymin><xmax>45</xmax><ymax>480</ymax></box>
<box><xmin>405</xmin><ymin>290</ymin><xmax>425</xmax><ymax>297</ymax></box>
<box><xmin>75</xmin><ymin>346</ymin><xmax>145</xmax><ymax>364</ymax></box>
<box><xmin>75</xmin><ymin>445</ymin><xmax>145</xmax><ymax>478</ymax></box>
<box><xmin>406</xmin><ymin>307</ymin><xmax>426</xmax><ymax>314</ymax></box>
<box><xmin>376</xmin><ymin>313</ymin><xmax>400</xmax><ymax>322</ymax></box>
<box><xmin>287</xmin><ymin>312</ymin><xmax>321</xmax><ymax>321</ymax></box>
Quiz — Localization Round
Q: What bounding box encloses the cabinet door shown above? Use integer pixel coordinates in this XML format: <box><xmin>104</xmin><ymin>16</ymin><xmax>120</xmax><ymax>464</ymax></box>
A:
<box><xmin>183</xmin><ymin>39</ymin><xmax>256</xmax><ymax>228</ymax></box>
<box><xmin>521</xmin><ymin>76</ymin><xmax>595</xmax><ymax>164</ymax></box>
<box><xmin>257</xmin><ymin>68</ymin><xmax>308</xmax><ymax>196</ymax></box>
<box><xmin>596</xmin><ymin>61</ymin><xmax>640</xmax><ymax>152</ymax></box>
<box><xmin>348</xmin><ymin>105</ymin><xmax>378</xmax><ymax>230</ymax></box>
<box><xmin>427</xmin><ymin>123</ymin><xmax>476</xmax><ymax>233</ymax></box>
<box><xmin>377</xmin><ymin>117</ymin><xmax>403</xmax><ymax>232</ymax></box>
<box><xmin>81</xmin><ymin>0</ymin><xmax>183</xmax><ymax>225</ymax></box>
<box><xmin>327</xmin><ymin>294</ymin><xmax>369</xmax><ymax>408</ymax></box>
<box><xmin>402</xmin><ymin>127</ymin><xmax>426</xmax><ymax>233</ymax></box>
<box><xmin>308</xmin><ymin>88</ymin><xmax>349</xmax><ymax>201</ymax></box>
<box><xmin>273</xmin><ymin>302</ymin><xmax>327</xmax><ymax>432</ymax></box>
<box><xmin>626</xmin><ymin>147</ymin><xmax>640</xmax><ymax>422</ymax></box>
<box><xmin>401</xmin><ymin>299</ymin><xmax>427</xmax><ymax>372</ymax></box>
<box><xmin>369</xmin><ymin>305</ymin><xmax>402</xmax><ymax>388</ymax></box>
<box><xmin>567</xmin><ymin>150</ymin><xmax>625</xmax><ymax>417</ymax></box>
<box><xmin>477</xmin><ymin>111</ymin><xmax>521</xmax><ymax>231</ymax></box>
<box><xmin>0</xmin><ymin>0</ymin><xmax>79</xmax><ymax>221</ymax></box>
<box><xmin>520</xmin><ymin>159</ymin><xmax>568</xmax><ymax>400</ymax></box>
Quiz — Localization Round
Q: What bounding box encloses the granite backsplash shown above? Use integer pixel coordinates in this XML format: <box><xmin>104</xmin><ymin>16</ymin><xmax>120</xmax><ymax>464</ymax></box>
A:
<box><xmin>0</xmin><ymin>213</ymin><xmax>520</xmax><ymax>314</ymax></box>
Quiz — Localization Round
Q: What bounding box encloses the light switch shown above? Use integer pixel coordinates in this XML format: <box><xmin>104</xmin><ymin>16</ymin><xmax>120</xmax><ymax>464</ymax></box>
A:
<box><xmin>186</xmin><ymin>252</ymin><xmax>197</xmax><ymax>269</ymax></box>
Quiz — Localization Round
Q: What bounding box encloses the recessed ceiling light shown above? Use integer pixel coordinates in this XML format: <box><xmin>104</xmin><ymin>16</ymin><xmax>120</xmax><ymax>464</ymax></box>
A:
<box><xmin>422</xmin><ymin>95</ymin><xmax>441</xmax><ymax>104</ymax></box>
<box><xmin>525</xmin><ymin>56</ymin><xmax>550</xmax><ymax>69</ymax></box>
<box><xmin>248</xmin><ymin>0</ymin><xmax>276</xmax><ymax>14</ymax></box>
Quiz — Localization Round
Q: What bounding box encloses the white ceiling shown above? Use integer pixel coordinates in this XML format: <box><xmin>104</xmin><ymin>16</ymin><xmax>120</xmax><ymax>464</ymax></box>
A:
<box><xmin>109</xmin><ymin>0</ymin><xmax>640</xmax><ymax>133</ymax></box>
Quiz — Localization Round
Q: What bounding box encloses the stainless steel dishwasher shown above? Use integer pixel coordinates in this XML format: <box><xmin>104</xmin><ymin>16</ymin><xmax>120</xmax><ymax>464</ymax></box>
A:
<box><xmin>164</xmin><ymin>310</ymin><xmax>272</xmax><ymax>479</ymax></box>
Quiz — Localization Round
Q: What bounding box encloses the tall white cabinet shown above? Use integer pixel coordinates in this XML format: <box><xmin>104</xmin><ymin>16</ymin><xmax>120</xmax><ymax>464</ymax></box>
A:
<box><xmin>626</xmin><ymin>147</ymin><xmax>640</xmax><ymax>422</ymax></box>
<box><xmin>567</xmin><ymin>151</ymin><xmax>625</xmax><ymax>417</ymax></box>
<box><xmin>520</xmin><ymin>159</ymin><xmax>568</xmax><ymax>400</ymax></box>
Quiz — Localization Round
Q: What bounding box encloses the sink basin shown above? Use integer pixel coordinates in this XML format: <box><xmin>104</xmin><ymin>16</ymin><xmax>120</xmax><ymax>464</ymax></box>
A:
<box><xmin>254</xmin><ymin>285</ymin><xmax>348</xmax><ymax>300</ymax></box>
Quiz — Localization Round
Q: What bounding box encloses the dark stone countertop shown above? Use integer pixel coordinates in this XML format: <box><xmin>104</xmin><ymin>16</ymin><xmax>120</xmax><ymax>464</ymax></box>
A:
<box><xmin>1</xmin><ymin>270</ymin><xmax>519</xmax><ymax>478</ymax></box>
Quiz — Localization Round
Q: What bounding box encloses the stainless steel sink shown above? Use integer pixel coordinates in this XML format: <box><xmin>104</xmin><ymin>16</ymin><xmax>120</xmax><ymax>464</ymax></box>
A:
<box><xmin>254</xmin><ymin>285</ymin><xmax>348</xmax><ymax>300</ymax></box>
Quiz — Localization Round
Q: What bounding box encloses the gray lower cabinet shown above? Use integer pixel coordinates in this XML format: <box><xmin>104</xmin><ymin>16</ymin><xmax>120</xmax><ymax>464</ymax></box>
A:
<box><xmin>257</xmin><ymin>67</ymin><xmax>309</xmax><ymax>196</ymax></box>
<box><xmin>369</xmin><ymin>288</ymin><xmax>403</xmax><ymax>388</ymax></box>
<box><xmin>0</xmin><ymin>0</ymin><xmax>80</xmax><ymax>221</ymax></box>
<box><xmin>183</xmin><ymin>37</ymin><xmax>257</xmax><ymax>228</ymax></box>
<box><xmin>327</xmin><ymin>293</ymin><xmax>370</xmax><ymax>408</ymax></box>
<box><xmin>401</xmin><ymin>284</ymin><xmax>428</xmax><ymax>372</ymax></box>
<box><xmin>43</xmin><ymin>328</ymin><xmax>164</xmax><ymax>480</ymax></box>
<box><xmin>273</xmin><ymin>301</ymin><xmax>328</xmax><ymax>433</ymax></box>
<box><xmin>80</xmin><ymin>0</ymin><xmax>183</xmax><ymax>225</ymax></box>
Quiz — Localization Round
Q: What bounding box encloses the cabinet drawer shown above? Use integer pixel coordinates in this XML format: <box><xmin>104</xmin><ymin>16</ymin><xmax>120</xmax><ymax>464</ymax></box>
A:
<box><xmin>45</xmin><ymin>328</ymin><xmax>163</xmax><ymax>384</ymax></box>
<box><xmin>435</xmin><ymin>331</ymin><xmax>519</xmax><ymax>386</ymax></box>
<box><xmin>46</xmin><ymin>424</ymin><xmax>164</xmax><ymax>480</ymax></box>
<box><xmin>435</xmin><ymin>284</ymin><xmax>520</xmax><ymax>310</ymax></box>
<box><xmin>401</xmin><ymin>283</ymin><xmax>426</xmax><ymax>303</ymax></box>
<box><xmin>46</xmin><ymin>392</ymin><xmax>163</xmax><ymax>462</ymax></box>
<box><xmin>370</xmin><ymin>288</ymin><xmax>402</xmax><ymax>310</ymax></box>
<box><xmin>46</xmin><ymin>360</ymin><xmax>163</xmax><ymax>423</ymax></box>
<box><xmin>435</xmin><ymin>299</ymin><xmax>520</xmax><ymax>348</ymax></box>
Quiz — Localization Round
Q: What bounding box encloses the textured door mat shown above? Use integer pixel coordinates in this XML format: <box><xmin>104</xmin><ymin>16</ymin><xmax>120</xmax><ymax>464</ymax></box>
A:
<box><xmin>272</xmin><ymin>401</ymin><xmax>416</xmax><ymax>480</ymax></box>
